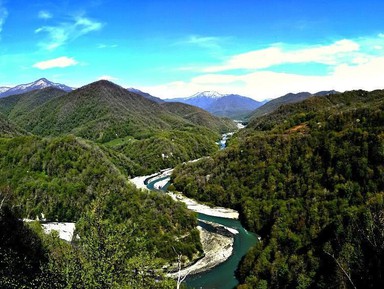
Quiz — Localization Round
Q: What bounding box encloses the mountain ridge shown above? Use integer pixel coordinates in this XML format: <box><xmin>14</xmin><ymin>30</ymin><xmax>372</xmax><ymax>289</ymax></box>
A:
<box><xmin>249</xmin><ymin>90</ymin><xmax>339</xmax><ymax>119</ymax></box>
<box><xmin>127</xmin><ymin>87</ymin><xmax>164</xmax><ymax>103</ymax></box>
<box><xmin>166</xmin><ymin>91</ymin><xmax>263</xmax><ymax>119</ymax></box>
<box><xmin>0</xmin><ymin>78</ymin><xmax>73</xmax><ymax>98</ymax></box>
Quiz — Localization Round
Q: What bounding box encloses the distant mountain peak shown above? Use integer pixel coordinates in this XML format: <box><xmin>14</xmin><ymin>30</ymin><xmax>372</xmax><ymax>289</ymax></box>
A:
<box><xmin>165</xmin><ymin>91</ymin><xmax>263</xmax><ymax>119</ymax></box>
<box><xmin>189</xmin><ymin>91</ymin><xmax>224</xmax><ymax>99</ymax></box>
<box><xmin>0</xmin><ymin>78</ymin><xmax>73</xmax><ymax>98</ymax></box>
<box><xmin>0</xmin><ymin>86</ymin><xmax>10</xmax><ymax>94</ymax></box>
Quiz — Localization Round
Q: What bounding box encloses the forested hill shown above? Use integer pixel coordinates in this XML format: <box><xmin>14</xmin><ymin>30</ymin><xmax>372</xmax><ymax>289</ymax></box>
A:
<box><xmin>171</xmin><ymin>89</ymin><xmax>384</xmax><ymax>289</ymax></box>
<box><xmin>0</xmin><ymin>113</ymin><xmax>25</xmax><ymax>137</ymax></box>
<box><xmin>0</xmin><ymin>87</ymin><xmax>68</xmax><ymax>118</ymax></box>
<box><xmin>161</xmin><ymin>101</ymin><xmax>236</xmax><ymax>132</ymax></box>
<box><xmin>0</xmin><ymin>134</ymin><xmax>201</xmax><ymax>288</ymax></box>
<box><xmin>1</xmin><ymin>80</ymin><xmax>235</xmax><ymax>142</ymax></box>
<box><xmin>0</xmin><ymin>80</ymin><xmax>236</xmax><ymax>174</ymax></box>
<box><xmin>0</xmin><ymin>80</ymin><xmax>240</xmax><ymax>287</ymax></box>
<box><xmin>249</xmin><ymin>90</ymin><xmax>339</xmax><ymax>119</ymax></box>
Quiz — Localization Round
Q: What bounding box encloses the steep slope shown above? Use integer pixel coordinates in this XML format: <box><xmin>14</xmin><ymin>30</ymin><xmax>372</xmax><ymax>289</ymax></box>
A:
<box><xmin>161</xmin><ymin>101</ymin><xmax>237</xmax><ymax>132</ymax></box>
<box><xmin>11</xmin><ymin>80</ymin><xmax>235</xmax><ymax>140</ymax></box>
<box><xmin>0</xmin><ymin>113</ymin><xmax>25</xmax><ymax>137</ymax></box>
<box><xmin>0</xmin><ymin>134</ymin><xmax>201</xmax><ymax>287</ymax></box>
<box><xmin>172</xmin><ymin>89</ymin><xmax>384</xmax><ymax>289</ymax></box>
<box><xmin>7</xmin><ymin>80</ymin><xmax>234</xmax><ymax>173</ymax></box>
<box><xmin>0</xmin><ymin>87</ymin><xmax>68</xmax><ymax>118</ymax></box>
<box><xmin>10</xmin><ymin>80</ymin><xmax>185</xmax><ymax>141</ymax></box>
<box><xmin>166</xmin><ymin>91</ymin><xmax>262</xmax><ymax>119</ymax></box>
<box><xmin>0</xmin><ymin>78</ymin><xmax>72</xmax><ymax>98</ymax></box>
<box><xmin>250</xmin><ymin>90</ymin><xmax>338</xmax><ymax>118</ymax></box>
<box><xmin>248</xmin><ymin>89</ymin><xmax>380</xmax><ymax>131</ymax></box>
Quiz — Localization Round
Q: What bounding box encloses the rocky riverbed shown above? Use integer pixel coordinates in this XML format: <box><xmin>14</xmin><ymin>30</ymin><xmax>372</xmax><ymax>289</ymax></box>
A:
<box><xmin>167</xmin><ymin>221</ymin><xmax>236</xmax><ymax>277</ymax></box>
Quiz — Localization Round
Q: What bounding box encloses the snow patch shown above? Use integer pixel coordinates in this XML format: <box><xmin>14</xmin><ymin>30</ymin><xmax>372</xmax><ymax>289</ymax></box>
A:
<box><xmin>189</xmin><ymin>91</ymin><xmax>224</xmax><ymax>99</ymax></box>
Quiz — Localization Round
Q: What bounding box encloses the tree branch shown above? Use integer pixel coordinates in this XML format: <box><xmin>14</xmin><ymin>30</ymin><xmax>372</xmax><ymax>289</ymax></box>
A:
<box><xmin>324</xmin><ymin>249</ymin><xmax>357</xmax><ymax>289</ymax></box>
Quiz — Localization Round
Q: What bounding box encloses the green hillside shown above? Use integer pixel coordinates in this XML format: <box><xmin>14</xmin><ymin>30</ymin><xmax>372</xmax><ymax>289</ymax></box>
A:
<box><xmin>0</xmin><ymin>113</ymin><xmax>25</xmax><ymax>137</ymax></box>
<box><xmin>249</xmin><ymin>90</ymin><xmax>338</xmax><ymax>119</ymax></box>
<box><xmin>6</xmin><ymin>80</ymin><xmax>233</xmax><ymax>141</ymax></box>
<box><xmin>0</xmin><ymin>81</ymin><xmax>236</xmax><ymax>174</ymax></box>
<box><xmin>0</xmin><ymin>87</ymin><xmax>67</xmax><ymax>118</ymax></box>
<box><xmin>0</xmin><ymin>81</ymin><xmax>237</xmax><ymax>287</ymax></box>
<box><xmin>0</xmin><ymin>134</ymin><xmax>201</xmax><ymax>288</ymax></box>
<box><xmin>161</xmin><ymin>101</ymin><xmax>237</xmax><ymax>133</ymax></box>
<box><xmin>171</xmin><ymin>89</ymin><xmax>384</xmax><ymax>289</ymax></box>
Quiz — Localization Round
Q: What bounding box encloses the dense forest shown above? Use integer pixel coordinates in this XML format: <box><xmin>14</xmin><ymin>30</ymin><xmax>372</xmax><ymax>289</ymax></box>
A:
<box><xmin>172</xmin><ymin>89</ymin><xmax>384</xmax><ymax>288</ymax></box>
<box><xmin>0</xmin><ymin>81</ymin><xmax>237</xmax><ymax>288</ymax></box>
<box><xmin>0</xmin><ymin>133</ymin><xmax>202</xmax><ymax>288</ymax></box>
<box><xmin>0</xmin><ymin>81</ymin><xmax>235</xmax><ymax>174</ymax></box>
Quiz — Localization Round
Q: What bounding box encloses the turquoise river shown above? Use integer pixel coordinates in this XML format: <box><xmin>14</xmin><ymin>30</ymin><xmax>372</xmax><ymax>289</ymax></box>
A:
<box><xmin>147</xmin><ymin>176</ymin><xmax>258</xmax><ymax>289</ymax></box>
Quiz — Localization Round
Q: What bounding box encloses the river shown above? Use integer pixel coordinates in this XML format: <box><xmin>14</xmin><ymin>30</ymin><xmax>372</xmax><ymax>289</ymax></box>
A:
<box><xmin>144</xmin><ymin>131</ymin><xmax>258</xmax><ymax>288</ymax></box>
<box><xmin>146</xmin><ymin>176</ymin><xmax>258</xmax><ymax>289</ymax></box>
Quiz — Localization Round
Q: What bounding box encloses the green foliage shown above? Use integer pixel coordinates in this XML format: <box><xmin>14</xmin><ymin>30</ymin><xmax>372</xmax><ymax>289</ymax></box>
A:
<box><xmin>0</xmin><ymin>81</ymin><xmax>240</xmax><ymax>287</ymax></box>
<box><xmin>0</xmin><ymin>204</ymin><xmax>48</xmax><ymax>289</ymax></box>
<box><xmin>0</xmin><ymin>112</ymin><xmax>25</xmax><ymax>137</ymax></box>
<box><xmin>107</xmin><ymin>127</ymin><xmax>220</xmax><ymax>173</ymax></box>
<box><xmin>0</xmin><ymin>87</ymin><xmax>67</xmax><ymax>120</ymax></box>
<box><xmin>3</xmin><ymin>80</ymin><xmax>233</xmax><ymax>143</ymax></box>
<box><xmin>0</xmin><ymin>134</ymin><xmax>201</xmax><ymax>261</ymax></box>
<box><xmin>1</xmin><ymin>80</ymin><xmax>235</xmax><ymax>174</ymax></box>
<box><xmin>172</xmin><ymin>89</ymin><xmax>384</xmax><ymax>288</ymax></box>
<box><xmin>40</xmin><ymin>201</ymin><xmax>177</xmax><ymax>289</ymax></box>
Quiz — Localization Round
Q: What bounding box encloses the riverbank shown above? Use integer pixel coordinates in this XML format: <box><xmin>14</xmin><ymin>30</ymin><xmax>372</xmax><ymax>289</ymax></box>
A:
<box><xmin>130</xmin><ymin>172</ymin><xmax>239</xmax><ymax>219</ymax></box>
<box><xmin>167</xmin><ymin>221</ymin><xmax>235</xmax><ymax>277</ymax></box>
<box><xmin>168</xmin><ymin>191</ymin><xmax>239</xmax><ymax>219</ymax></box>
<box><xmin>130</xmin><ymin>168</ymin><xmax>249</xmax><ymax>286</ymax></box>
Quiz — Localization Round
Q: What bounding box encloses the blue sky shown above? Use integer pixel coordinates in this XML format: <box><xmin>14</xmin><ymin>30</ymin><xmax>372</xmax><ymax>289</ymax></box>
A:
<box><xmin>1</xmin><ymin>0</ymin><xmax>384</xmax><ymax>100</ymax></box>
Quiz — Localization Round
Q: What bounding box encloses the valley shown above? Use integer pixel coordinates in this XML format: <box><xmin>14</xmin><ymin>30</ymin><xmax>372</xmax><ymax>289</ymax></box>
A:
<box><xmin>142</xmin><ymin>167</ymin><xmax>257</xmax><ymax>289</ymax></box>
<box><xmin>1</xmin><ymin>78</ymin><xmax>384</xmax><ymax>289</ymax></box>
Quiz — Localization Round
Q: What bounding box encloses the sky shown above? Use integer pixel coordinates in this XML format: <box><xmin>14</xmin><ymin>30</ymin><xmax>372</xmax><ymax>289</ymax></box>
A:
<box><xmin>1</xmin><ymin>0</ymin><xmax>384</xmax><ymax>100</ymax></box>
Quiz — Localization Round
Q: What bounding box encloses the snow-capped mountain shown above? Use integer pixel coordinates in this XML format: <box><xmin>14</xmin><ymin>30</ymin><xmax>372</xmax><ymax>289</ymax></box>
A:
<box><xmin>166</xmin><ymin>91</ymin><xmax>263</xmax><ymax>119</ymax></box>
<box><xmin>0</xmin><ymin>78</ymin><xmax>73</xmax><ymax>98</ymax></box>
<box><xmin>0</xmin><ymin>87</ymin><xmax>10</xmax><ymax>94</ymax></box>
<box><xmin>188</xmin><ymin>91</ymin><xmax>223</xmax><ymax>99</ymax></box>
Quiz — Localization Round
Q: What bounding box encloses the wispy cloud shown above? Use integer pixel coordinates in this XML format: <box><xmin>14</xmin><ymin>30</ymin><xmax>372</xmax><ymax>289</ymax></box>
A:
<box><xmin>174</xmin><ymin>35</ymin><xmax>230</xmax><ymax>57</ymax></box>
<box><xmin>97</xmin><ymin>43</ymin><xmax>118</xmax><ymax>49</ymax></box>
<box><xmin>205</xmin><ymin>39</ymin><xmax>360</xmax><ymax>72</ymax></box>
<box><xmin>38</xmin><ymin>10</ymin><xmax>53</xmax><ymax>20</ymax></box>
<box><xmin>35</xmin><ymin>16</ymin><xmax>103</xmax><ymax>50</ymax></box>
<box><xmin>98</xmin><ymin>75</ymin><xmax>118</xmax><ymax>81</ymax></box>
<box><xmin>33</xmin><ymin>56</ymin><xmax>78</xmax><ymax>69</ymax></box>
<box><xmin>184</xmin><ymin>35</ymin><xmax>224</xmax><ymax>50</ymax></box>
<box><xmin>0</xmin><ymin>2</ymin><xmax>8</xmax><ymax>38</ymax></box>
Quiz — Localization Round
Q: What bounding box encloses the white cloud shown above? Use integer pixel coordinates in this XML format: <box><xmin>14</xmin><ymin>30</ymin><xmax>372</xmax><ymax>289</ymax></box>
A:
<box><xmin>0</xmin><ymin>2</ymin><xmax>8</xmax><ymax>36</ymax></box>
<box><xmin>35</xmin><ymin>16</ymin><xmax>103</xmax><ymax>50</ymax></box>
<box><xmin>33</xmin><ymin>56</ymin><xmax>78</xmax><ymax>70</ymax></box>
<box><xmin>205</xmin><ymin>39</ymin><xmax>360</xmax><ymax>72</ymax></box>
<box><xmin>98</xmin><ymin>75</ymin><xmax>118</xmax><ymax>81</ymax></box>
<box><xmin>38</xmin><ymin>10</ymin><xmax>53</xmax><ymax>19</ymax></box>
<box><xmin>141</xmin><ymin>54</ymin><xmax>384</xmax><ymax>101</ymax></box>
<box><xmin>142</xmin><ymin>35</ymin><xmax>384</xmax><ymax>100</ymax></box>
